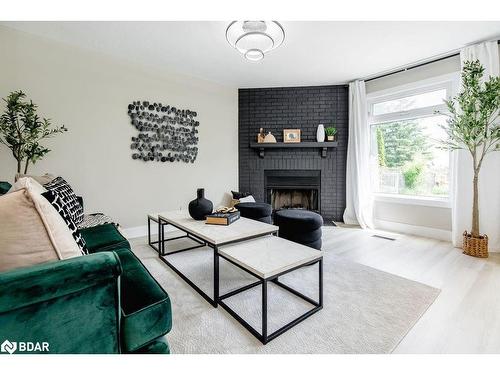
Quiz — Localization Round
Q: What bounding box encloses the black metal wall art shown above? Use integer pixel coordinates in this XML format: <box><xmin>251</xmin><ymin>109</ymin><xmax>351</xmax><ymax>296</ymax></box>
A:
<box><xmin>127</xmin><ymin>100</ymin><xmax>199</xmax><ymax>163</ymax></box>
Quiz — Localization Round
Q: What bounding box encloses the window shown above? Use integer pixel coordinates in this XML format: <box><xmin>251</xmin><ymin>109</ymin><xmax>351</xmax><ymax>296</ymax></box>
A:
<box><xmin>368</xmin><ymin>78</ymin><xmax>457</xmax><ymax>202</ymax></box>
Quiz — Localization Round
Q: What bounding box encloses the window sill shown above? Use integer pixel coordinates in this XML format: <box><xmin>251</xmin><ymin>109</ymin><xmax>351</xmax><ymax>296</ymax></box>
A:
<box><xmin>373</xmin><ymin>193</ymin><xmax>451</xmax><ymax>208</ymax></box>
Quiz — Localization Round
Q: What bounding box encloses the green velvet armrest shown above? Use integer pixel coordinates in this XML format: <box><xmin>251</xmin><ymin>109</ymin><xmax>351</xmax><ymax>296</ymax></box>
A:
<box><xmin>0</xmin><ymin>253</ymin><xmax>122</xmax><ymax>354</ymax></box>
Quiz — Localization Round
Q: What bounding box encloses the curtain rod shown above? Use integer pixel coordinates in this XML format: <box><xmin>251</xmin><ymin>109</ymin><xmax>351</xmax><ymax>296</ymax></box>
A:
<box><xmin>364</xmin><ymin>39</ymin><xmax>500</xmax><ymax>83</ymax></box>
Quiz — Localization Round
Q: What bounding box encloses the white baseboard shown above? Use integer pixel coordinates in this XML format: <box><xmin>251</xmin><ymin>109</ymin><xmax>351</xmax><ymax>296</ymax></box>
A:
<box><xmin>121</xmin><ymin>224</ymin><xmax>177</xmax><ymax>239</ymax></box>
<box><xmin>373</xmin><ymin>219</ymin><xmax>452</xmax><ymax>242</ymax></box>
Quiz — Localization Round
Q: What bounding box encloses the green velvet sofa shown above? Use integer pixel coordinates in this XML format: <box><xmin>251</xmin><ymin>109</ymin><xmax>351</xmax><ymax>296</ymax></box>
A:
<box><xmin>0</xmin><ymin>223</ymin><xmax>172</xmax><ymax>354</ymax></box>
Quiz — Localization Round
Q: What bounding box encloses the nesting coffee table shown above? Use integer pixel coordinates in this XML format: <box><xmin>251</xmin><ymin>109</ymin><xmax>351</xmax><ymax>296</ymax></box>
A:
<box><xmin>218</xmin><ymin>235</ymin><xmax>323</xmax><ymax>344</ymax></box>
<box><xmin>151</xmin><ymin>210</ymin><xmax>323</xmax><ymax>344</ymax></box>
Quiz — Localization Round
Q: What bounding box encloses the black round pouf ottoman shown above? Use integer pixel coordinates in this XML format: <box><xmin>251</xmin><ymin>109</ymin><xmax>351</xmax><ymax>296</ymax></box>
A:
<box><xmin>274</xmin><ymin>209</ymin><xmax>323</xmax><ymax>250</ymax></box>
<box><xmin>235</xmin><ymin>202</ymin><xmax>273</xmax><ymax>224</ymax></box>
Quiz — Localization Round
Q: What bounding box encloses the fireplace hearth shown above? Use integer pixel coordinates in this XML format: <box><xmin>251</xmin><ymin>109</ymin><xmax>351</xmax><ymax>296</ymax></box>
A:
<box><xmin>265</xmin><ymin>170</ymin><xmax>321</xmax><ymax>213</ymax></box>
<box><xmin>271</xmin><ymin>189</ymin><xmax>319</xmax><ymax>211</ymax></box>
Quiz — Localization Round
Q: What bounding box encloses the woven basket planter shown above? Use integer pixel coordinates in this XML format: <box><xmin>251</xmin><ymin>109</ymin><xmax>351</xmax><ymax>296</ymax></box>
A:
<box><xmin>462</xmin><ymin>231</ymin><xmax>489</xmax><ymax>258</ymax></box>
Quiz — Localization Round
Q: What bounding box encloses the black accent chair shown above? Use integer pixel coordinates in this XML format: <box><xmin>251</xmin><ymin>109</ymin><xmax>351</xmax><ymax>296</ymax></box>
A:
<box><xmin>235</xmin><ymin>202</ymin><xmax>273</xmax><ymax>224</ymax></box>
<box><xmin>274</xmin><ymin>209</ymin><xmax>323</xmax><ymax>250</ymax></box>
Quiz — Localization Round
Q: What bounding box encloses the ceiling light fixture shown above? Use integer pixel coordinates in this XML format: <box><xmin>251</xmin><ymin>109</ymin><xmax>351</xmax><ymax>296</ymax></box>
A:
<box><xmin>226</xmin><ymin>21</ymin><xmax>285</xmax><ymax>62</ymax></box>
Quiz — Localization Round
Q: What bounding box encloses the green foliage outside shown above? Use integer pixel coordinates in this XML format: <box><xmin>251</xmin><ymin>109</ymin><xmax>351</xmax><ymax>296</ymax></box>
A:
<box><xmin>376</xmin><ymin>127</ymin><xmax>386</xmax><ymax>167</ymax></box>
<box><xmin>376</xmin><ymin>120</ymin><xmax>430</xmax><ymax>168</ymax></box>
<box><xmin>402</xmin><ymin>162</ymin><xmax>423</xmax><ymax>189</ymax></box>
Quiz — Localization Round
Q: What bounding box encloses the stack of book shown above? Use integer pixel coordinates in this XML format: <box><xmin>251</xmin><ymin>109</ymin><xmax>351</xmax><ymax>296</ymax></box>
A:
<box><xmin>206</xmin><ymin>210</ymin><xmax>240</xmax><ymax>226</ymax></box>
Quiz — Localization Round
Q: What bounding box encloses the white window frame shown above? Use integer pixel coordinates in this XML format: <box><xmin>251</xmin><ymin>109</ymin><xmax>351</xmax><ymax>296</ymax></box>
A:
<box><xmin>367</xmin><ymin>73</ymin><xmax>460</xmax><ymax>208</ymax></box>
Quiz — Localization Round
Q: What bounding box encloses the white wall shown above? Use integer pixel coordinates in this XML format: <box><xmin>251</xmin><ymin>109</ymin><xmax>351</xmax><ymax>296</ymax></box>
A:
<box><xmin>366</xmin><ymin>57</ymin><xmax>461</xmax><ymax>239</ymax></box>
<box><xmin>0</xmin><ymin>26</ymin><xmax>238</xmax><ymax>229</ymax></box>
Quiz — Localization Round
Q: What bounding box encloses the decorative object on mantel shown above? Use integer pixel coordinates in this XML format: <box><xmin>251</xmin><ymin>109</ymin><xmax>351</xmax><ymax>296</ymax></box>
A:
<box><xmin>225</xmin><ymin>21</ymin><xmax>285</xmax><ymax>62</ymax></box>
<box><xmin>263</xmin><ymin>131</ymin><xmax>277</xmax><ymax>143</ymax></box>
<box><xmin>316</xmin><ymin>124</ymin><xmax>325</xmax><ymax>142</ymax></box>
<box><xmin>325</xmin><ymin>127</ymin><xmax>337</xmax><ymax>141</ymax></box>
<box><xmin>127</xmin><ymin>100</ymin><xmax>199</xmax><ymax>163</ymax></box>
<box><xmin>283</xmin><ymin>129</ymin><xmax>301</xmax><ymax>143</ymax></box>
<box><xmin>188</xmin><ymin>188</ymin><xmax>213</xmax><ymax>220</ymax></box>
<box><xmin>0</xmin><ymin>90</ymin><xmax>67</xmax><ymax>176</ymax></box>
<box><xmin>437</xmin><ymin>60</ymin><xmax>500</xmax><ymax>258</ymax></box>
<box><xmin>257</xmin><ymin>127</ymin><xmax>266</xmax><ymax>143</ymax></box>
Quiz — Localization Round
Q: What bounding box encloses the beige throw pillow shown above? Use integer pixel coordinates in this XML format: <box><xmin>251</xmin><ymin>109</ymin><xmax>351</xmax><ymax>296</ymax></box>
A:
<box><xmin>0</xmin><ymin>180</ymin><xmax>82</xmax><ymax>272</ymax></box>
<box><xmin>0</xmin><ymin>190</ymin><xmax>59</xmax><ymax>272</ymax></box>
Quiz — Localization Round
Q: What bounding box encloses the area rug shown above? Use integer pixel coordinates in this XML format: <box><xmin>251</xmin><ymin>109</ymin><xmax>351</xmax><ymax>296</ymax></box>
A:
<box><xmin>131</xmin><ymin>236</ymin><xmax>440</xmax><ymax>354</ymax></box>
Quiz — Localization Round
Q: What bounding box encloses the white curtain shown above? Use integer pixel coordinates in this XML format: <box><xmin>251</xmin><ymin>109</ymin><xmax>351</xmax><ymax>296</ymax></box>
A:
<box><xmin>344</xmin><ymin>80</ymin><xmax>374</xmax><ymax>228</ymax></box>
<box><xmin>452</xmin><ymin>41</ymin><xmax>500</xmax><ymax>251</ymax></box>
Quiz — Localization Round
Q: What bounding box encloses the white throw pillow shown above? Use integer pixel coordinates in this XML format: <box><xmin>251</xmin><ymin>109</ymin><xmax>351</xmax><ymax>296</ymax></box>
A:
<box><xmin>238</xmin><ymin>195</ymin><xmax>256</xmax><ymax>203</ymax></box>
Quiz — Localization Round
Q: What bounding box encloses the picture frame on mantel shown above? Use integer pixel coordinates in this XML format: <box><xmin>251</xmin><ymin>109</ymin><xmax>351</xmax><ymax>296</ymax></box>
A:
<box><xmin>283</xmin><ymin>129</ymin><xmax>301</xmax><ymax>143</ymax></box>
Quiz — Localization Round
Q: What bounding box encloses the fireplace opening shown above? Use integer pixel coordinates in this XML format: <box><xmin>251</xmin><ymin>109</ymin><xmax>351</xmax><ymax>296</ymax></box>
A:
<box><xmin>265</xmin><ymin>169</ymin><xmax>321</xmax><ymax>213</ymax></box>
<box><xmin>271</xmin><ymin>188</ymin><xmax>319</xmax><ymax>211</ymax></box>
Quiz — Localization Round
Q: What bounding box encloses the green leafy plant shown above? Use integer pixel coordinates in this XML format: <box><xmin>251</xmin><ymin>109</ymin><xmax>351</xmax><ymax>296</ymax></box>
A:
<box><xmin>439</xmin><ymin>60</ymin><xmax>500</xmax><ymax>238</ymax></box>
<box><xmin>325</xmin><ymin>127</ymin><xmax>337</xmax><ymax>137</ymax></box>
<box><xmin>402</xmin><ymin>162</ymin><xmax>423</xmax><ymax>190</ymax></box>
<box><xmin>376</xmin><ymin>120</ymin><xmax>430</xmax><ymax>168</ymax></box>
<box><xmin>0</xmin><ymin>90</ymin><xmax>67</xmax><ymax>174</ymax></box>
<box><xmin>376</xmin><ymin>127</ymin><xmax>386</xmax><ymax>167</ymax></box>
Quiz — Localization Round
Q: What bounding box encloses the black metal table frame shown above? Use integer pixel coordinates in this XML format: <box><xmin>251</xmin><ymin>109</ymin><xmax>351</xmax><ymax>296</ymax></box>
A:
<box><xmin>155</xmin><ymin>216</ymin><xmax>278</xmax><ymax>308</ymax></box>
<box><xmin>217</xmin><ymin>254</ymin><xmax>323</xmax><ymax>344</ymax></box>
<box><xmin>147</xmin><ymin>215</ymin><xmax>168</xmax><ymax>253</ymax></box>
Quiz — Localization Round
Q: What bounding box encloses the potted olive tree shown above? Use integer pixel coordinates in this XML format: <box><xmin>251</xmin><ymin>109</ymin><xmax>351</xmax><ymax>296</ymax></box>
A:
<box><xmin>440</xmin><ymin>60</ymin><xmax>500</xmax><ymax>258</ymax></box>
<box><xmin>0</xmin><ymin>90</ymin><xmax>67</xmax><ymax>176</ymax></box>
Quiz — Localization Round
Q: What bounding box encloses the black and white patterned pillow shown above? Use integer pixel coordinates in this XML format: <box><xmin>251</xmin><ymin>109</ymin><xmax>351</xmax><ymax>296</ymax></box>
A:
<box><xmin>44</xmin><ymin>177</ymin><xmax>84</xmax><ymax>224</ymax></box>
<box><xmin>42</xmin><ymin>190</ymin><xmax>88</xmax><ymax>255</ymax></box>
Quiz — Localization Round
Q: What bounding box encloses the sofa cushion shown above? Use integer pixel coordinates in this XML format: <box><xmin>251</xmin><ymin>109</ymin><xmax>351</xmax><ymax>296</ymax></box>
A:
<box><xmin>0</xmin><ymin>190</ymin><xmax>59</xmax><ymax>272</ymax></box>
<box><xmin>41</xmin><ymin>190</ymin><xmax>88</xmax><ymax>254</ymax></box>
<box><xmin>79</xmin><ymin>223</ymin><xmax>130</xmax><ymax>253</ymax></box>
<box><xmin>78</xmin><ymin>213</ymin><xmax>119</xmax><ymax>229</ymax></box>
<box><xmin>0</xmin><ymin>184</ymin><xmax>82</xmax><ymax>272</ymax></box>
<box><xmin>44</xmin><ymin>177</ymin><xmax>84</xmax><ymax>224</ymax></box>
<box><xmin>113</xmin><ymin>248</ymin><xmax>172</xmax><ymax>353</ymax></box>
<box><xmin>231</xmin><ymin>190</ymin><xmax>252</xmax><ymax>199</ymax></box>
<box><xmin>9</xmin><ymin>178</ymin><xmax>83</xmax><ymax>257</ymax></box>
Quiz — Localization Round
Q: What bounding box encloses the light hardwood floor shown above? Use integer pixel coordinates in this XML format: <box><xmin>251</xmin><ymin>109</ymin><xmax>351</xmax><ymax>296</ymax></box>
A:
<box><xmin>322</xmin><ymin>226</ymin><xmax>500</xmax><ymax>353</ymax></box>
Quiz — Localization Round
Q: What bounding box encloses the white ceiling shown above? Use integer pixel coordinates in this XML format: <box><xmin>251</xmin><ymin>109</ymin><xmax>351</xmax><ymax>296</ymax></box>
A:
<box><xmin>2</xmin><ymin>21</ymin><xmax>500</xmax><ymax>88</ymax></box>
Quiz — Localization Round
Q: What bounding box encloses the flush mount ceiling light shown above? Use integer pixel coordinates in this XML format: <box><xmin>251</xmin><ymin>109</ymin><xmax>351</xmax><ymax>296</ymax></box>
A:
<box><xmin>226</xmin><ymin>21</ymin><xmax>285</xmax><ymax>62</ymax></box>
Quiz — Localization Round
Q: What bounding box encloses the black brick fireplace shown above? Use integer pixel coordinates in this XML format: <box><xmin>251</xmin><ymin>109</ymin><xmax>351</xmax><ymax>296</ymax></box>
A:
<box><xmin>238</xmin><ymin>85</ymin><xmax>349</xmax><ymax>221</ymax></box>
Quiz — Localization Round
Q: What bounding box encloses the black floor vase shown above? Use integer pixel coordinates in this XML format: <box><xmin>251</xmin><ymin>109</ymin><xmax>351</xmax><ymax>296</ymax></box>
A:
<box><xmin>188</xmin><ymin>188</ymin><xmax>213</xmax><ymax>220</ymax></box>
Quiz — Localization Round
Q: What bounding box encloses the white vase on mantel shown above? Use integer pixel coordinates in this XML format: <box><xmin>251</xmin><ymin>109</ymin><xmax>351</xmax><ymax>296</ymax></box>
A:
<box><xmin>316</xmin><ymin>124</ymin><xmax>325</xmax><ymax>142</ymax></box>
